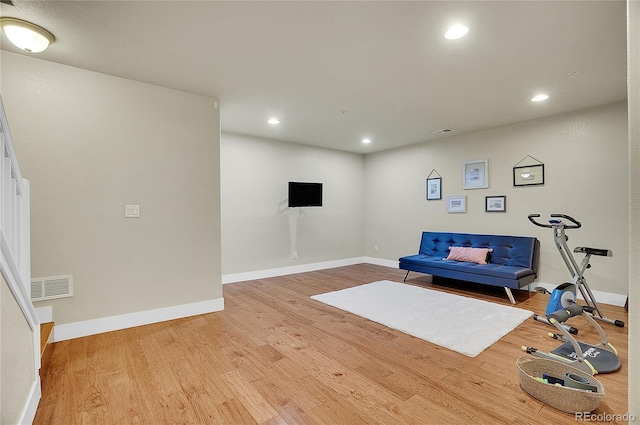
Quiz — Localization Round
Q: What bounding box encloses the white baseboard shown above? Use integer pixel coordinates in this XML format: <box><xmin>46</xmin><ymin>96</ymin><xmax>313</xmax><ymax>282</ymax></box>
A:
<box><xmin>527</xmin><ymin>282</ymin><xmax>627</xmax><ymax>307</ymax></box>
<box><xmin>363</xmin><ymin>256</ymin><xmax>399</xmax><ymax>269</ymax></box>
<box><xmin>19</xmin><ymin>377</ymin><xmax>41</xmax><ymax>425</ymax></box>
<box><xmin>51</xmin><ymin>260</ymin><xmax>626</xmax><ymax>343</ymax></box>
<box><xmin>224</xmin><ymin>258</ymin><xmax>627</xmax><ymax>308</ymax></box>
<box><xmin>222</xmin><ymin>257</ymin><xmax>366</xmax><ymax>284</ymax></box>
<box><xmin>53</xmin><ymin>298</ymin><xmax>224</xmax><ymax>342</ymax></box>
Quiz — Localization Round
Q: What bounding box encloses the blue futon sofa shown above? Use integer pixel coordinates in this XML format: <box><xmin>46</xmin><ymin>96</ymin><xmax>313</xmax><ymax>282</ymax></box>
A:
<box><xmin>399</xmin><ymin>231</ymin><xmax>539</xmax><ymax>303</ymax></box>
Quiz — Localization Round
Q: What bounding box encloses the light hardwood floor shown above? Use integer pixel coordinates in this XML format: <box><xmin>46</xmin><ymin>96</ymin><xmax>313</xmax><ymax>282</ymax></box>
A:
<box><xmin>34</xmin><ymin>264</ymin><xmax>629</xmax><ymax>424</ymax></box>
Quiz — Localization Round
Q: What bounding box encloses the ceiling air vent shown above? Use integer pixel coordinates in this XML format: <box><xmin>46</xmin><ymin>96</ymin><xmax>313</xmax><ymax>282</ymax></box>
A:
<box><xmin>432</xmin><ymin>128</ymin><xmax>454</xmax><ymax>135</ymax></box>
<box><xmin>31</xmin><ymin>275</ymin><xmax>73</xmax><ymax>302</ymax></box>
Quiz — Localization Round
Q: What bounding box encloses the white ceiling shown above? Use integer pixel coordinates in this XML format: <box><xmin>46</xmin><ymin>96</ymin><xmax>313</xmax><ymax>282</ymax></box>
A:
<box><xmin>0</xmin><ymin>1</ymin><xmax>628</xmax><ymax>153</ymax></box>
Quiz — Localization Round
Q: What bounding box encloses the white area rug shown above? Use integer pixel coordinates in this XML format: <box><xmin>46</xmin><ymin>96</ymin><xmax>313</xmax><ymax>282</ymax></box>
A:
<box><xmin>311</xmin><ymin>280</ymin><xmax>533</xmax><ymax>357</ymax></box>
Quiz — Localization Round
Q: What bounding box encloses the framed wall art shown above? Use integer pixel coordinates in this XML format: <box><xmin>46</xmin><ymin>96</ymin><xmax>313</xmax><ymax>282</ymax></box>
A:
<box><xmin>447</xmin><ymin>196</ymin><xmax>466</xmax><ymax>213</ymax></box>
<box><xmin>513</xmin><ymin>164</ymin><xmax>544</xmax><ymax>186</ymax></box>
<box><xmin>426</xmin><ymin>177</ymin><xmax>441</xmax><ymax>200</ymax></box>
<box><xmin>485</xmin><ymin>195</ymin><xmax>506</xmax><ymax>212</ymax></box>
<box><xmin>426</xmin><ymin>169</ymin><xmax>442</xmax><ymax>200</ymax></box>
<box><xmin>513</xmin><ymin>155</ymin><xmax>544</xmax><ymax>186</ymax></box>
<box><xmin>462</xmin><ymin>159</ymin><xmax>488</xmax><ymax>190</ymax></box>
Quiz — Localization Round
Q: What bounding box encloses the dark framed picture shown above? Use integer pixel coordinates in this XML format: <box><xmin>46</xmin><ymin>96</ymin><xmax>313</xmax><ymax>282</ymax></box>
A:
<box><xmin>426</xmin><ymin>177</ymin><xmax>442</xmax><ymax>200</ymax></box>
<box><xmin>485</xmin><ymin>195</ymin><xmax>506</xmax><ymax>212</ymax></box>
<box><xmin>513</xmin><ymin>164</ymin><xmax>544</xmax><ymax>186</ymax></box>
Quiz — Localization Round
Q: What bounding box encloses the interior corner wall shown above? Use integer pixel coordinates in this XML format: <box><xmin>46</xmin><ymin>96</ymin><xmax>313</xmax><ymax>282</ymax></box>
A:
<box><xmin>0</xmin><ymin>51</ymin><xmax>222</xmax><ymax>326</ymax></box>
<box><xmin>220</xmin><ymin>132</ymin><xmax>364</xmax><ymax>274</ymax></box>
<box><xmin>364</xmin><ymin>102</ymin><xmax>629</xmax><ymax>297</ymax></box>
<box><xmin>627</xmin><ymin>0</ymin><xmax>639</xmax><ymax>415</ymax></box>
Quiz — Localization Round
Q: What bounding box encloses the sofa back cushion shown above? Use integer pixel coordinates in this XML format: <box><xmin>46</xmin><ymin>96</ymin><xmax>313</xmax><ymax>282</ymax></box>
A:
<box><xmin>418</xmin><ymin>232</ymin><xmax>538</xmax><ymax>269</ymax></box>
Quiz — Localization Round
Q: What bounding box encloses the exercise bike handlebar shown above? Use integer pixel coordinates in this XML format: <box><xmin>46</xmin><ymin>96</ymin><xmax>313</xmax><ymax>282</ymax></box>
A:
<box><xmin>528</xmin><ymin>214</ymin><xmax>582</xmax><ymax>229</ymax></box>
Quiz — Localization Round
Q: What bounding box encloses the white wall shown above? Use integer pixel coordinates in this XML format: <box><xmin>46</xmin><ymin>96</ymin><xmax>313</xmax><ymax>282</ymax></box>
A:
<box><xmin>1</xmin><ymin>275</ymin><xmax>36</xmax><ymax>425</ymax></box>
<box><xmin>1</xmin><ymin>51</ymin><xmax>222</xmax><ymax>326</ymax></box>
<box><xmin>220</xmin><ymin>104</ymin><xmax>629</xmax><ymax>299</ymax></box>
<box><xmin>365</xmin><ymin>102</ymin><xmax>629</xmax><ymax>297</ymax></box>
<box><xmin>221</xmin><ymin>132</ymin><xmax>364</xmax><ymax>275</ymax></box>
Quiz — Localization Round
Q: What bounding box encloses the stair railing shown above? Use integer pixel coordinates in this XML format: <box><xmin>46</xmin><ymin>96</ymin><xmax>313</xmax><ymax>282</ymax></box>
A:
<box><xmin>0</xmin><ymin>96</ymin><xmax>39</xmax><ymax>380</ymax></box>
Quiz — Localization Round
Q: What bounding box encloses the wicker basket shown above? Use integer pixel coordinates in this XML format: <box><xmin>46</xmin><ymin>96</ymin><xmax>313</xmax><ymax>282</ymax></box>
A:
<box><xmin>516</xmin><ymin>356</ymin><xmax>605</xmax><ymax>414</ymax></box>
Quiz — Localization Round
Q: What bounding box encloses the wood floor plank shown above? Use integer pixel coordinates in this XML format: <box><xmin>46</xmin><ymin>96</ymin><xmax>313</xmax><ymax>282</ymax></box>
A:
<box><xmin>221</xmin><ymin>369</ymin><xmax>280</xmax><ymax>424</ymax></box>
<box><xmin>34</xmin><ymin>264</ymin><xmax>629</xmax><ymax>424</ymax></box>
<box><xmin>215</xmin><ymin>397</ymin><xmax>258</xmax><ymax>425</ymax></box>
<box><xmin>396</xmin><ymin>394</ymin><xmax>466</xmax><ymax>425</ymax></box>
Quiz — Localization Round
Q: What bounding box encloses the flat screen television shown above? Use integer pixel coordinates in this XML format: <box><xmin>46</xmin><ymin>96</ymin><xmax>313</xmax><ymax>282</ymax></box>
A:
<box><xmin>288</xmin><ymin>182</ymin><xmax>323</xmax><ymax>207</ymax></box>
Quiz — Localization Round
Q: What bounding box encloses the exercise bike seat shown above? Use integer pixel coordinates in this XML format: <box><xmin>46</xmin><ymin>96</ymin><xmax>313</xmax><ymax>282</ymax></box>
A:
<box><xmin>574</xmin><ymin>246</ymin><xmax>613</xmax><ymax>257</ymax></box>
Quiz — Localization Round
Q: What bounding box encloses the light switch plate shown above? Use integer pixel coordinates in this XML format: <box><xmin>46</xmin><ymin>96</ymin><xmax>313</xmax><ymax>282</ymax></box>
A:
<box><xmin>125</xmin><ymin>205</ymin><xmax>140</xmax><ymax>218</ymax></box>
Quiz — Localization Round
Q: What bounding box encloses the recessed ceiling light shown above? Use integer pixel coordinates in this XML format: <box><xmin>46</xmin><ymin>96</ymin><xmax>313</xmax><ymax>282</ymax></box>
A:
<box><xmin>361</xmin><ymin>138</ymin><xmax>372</xmax><ymax>144</ymax></box>
<box><xmin>267</xmin><ymin>118</ymin><xmax>280</xmax><ymax>125</ymax></box>
<box><xmin>445</xmin><ymin>25</ymin><xmax>469</xmax><ymax>40</ymax></box>
<box><xmin>531</xmin><ymin>94</ymin><xmax>549</xmax><ymax>102</ymax></box>
<box><xmin>0</xmin><ymin>17</ymin><xmax>55</xmax><ymax>53</ymax></box>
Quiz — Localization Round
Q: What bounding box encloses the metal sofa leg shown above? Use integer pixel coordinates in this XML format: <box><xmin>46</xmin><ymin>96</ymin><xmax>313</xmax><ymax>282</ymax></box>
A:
<box><xmin>403</xmin><ymin>270</ymin><xmax>410</xmax><ymax>282</ymax></box>
<box><xmin>505</xmin><ymin>287</ymin><xmax>516</xmax><ymax>304</ymax></box>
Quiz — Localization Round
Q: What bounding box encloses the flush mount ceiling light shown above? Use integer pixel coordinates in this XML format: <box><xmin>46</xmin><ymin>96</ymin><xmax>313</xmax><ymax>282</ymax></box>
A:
<box><xmin>0</xmin><ymin>17</ymin><xmax>55</xmax><ymax>53</ymax></box>
<box><xmin>361</xmin><ymin>138</ymin><xmax>372</xmax><ymax>144</ymax></box>
<box><xmin>531</xmin><ymin>94</ymin><xmax>549</xmax><ymax>102</ymax></box>
<box><xmin>445</xmin><ymin>24</ymin><xmax>468</xmax><ymax>40</ymax></box>
<box><xmin>267</xmin><ymin>118</ymin><xmax>280</xmax><ymax>125</ymax></box>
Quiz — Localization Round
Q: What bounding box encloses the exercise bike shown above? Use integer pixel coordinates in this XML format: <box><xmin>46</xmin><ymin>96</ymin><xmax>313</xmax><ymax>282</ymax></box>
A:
<box><xmin>522</xmin><ymin>303</ymin><xmax>621</xmax><ymax>375</ymax></box>
<box><xmin>528</xmin><ymin>213</ymin><xmax>625</xmax><ymax>330</ymax></box>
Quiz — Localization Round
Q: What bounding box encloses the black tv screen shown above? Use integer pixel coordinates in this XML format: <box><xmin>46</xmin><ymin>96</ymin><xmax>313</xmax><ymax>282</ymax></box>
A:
<box><xmin>288</xmin><ymin>182</ymin><xmax>323</xmax><ymax>207</ymax></box>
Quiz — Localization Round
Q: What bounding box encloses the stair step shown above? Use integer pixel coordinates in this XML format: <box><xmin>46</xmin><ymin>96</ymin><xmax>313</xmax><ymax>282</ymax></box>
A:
<box><xmin>40</xmin><ymin>322</ymin><xmax>54</xmax><ymax>382</ymax></box>
<box><xmin>40</xmin><ymin>322</ymin><xmax>54</xmax><ymax>357</ymax></box>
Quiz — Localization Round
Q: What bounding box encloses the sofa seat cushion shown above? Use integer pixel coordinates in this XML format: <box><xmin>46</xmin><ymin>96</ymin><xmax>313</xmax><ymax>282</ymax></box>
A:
<box><xmin>399</xmin><ymin>254</ymin><xmax>437</xmax><ymax>267</ymax></box>
<box><xmin>400</xmin><ymin>255</ymin><xmax>534</xmax><ymax>280</ymax></box>
<box><xmin>439</xmin><ymin>261</ymin><xmax>534</xmax><ymax>280</ymax></box>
